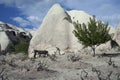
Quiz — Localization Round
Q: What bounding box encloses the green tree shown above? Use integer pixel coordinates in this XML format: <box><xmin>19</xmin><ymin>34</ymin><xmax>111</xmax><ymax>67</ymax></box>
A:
<box><xmin>73</xmin><ymin>16</ymin><xmax>112</xmax><ymax>56</ymax></box>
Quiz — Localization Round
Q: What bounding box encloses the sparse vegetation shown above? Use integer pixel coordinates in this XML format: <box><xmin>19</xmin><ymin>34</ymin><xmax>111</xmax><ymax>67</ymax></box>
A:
<box><xmin>14</xmin><ymin>40</ymin><xmax>30</xmax><ymax>55</ymax></box>
<box><xmin>7</xmin><ymin>59</ymin><xmax>18</xmax><ymax>68</ymax></box>
<box><xmin>0</xmin><ymin>51</ymin><xmax>120</xmax><ymax>80</ymax></box>
<box><xmin>80</xmin><ymin>69</ymin><xmax>88</xmax><ymax>80</ymax></box>
<box><xmin>67</xmin><ymin>53</ymin><xmax>81</xmax><ymax>62</ymax></box>
<box><xmin>107</xmin><ymin>57</ymin><xmax>118</xmax><ymax>68</ymax></box>
<box><xmin>37</xmin><ymin>60</ymin><xmax>49</xmax><ymax>71</ymax></box>
<box><xmin>73</xmin><ymin>16</ymin><xmax>112</xmax><ymax>56</ymax></box>
<box><xmin>0</xmin><ymin>68</ymin><xmax>9</xmax><ymax>80</ymax></box>
<box><xmin>117</xmin><ymin>47</ymin><xmax>120</xmax><ymax>51</ymax></box>
<box><xmin>107</xmin><ymin>57</ymin><xmax>113</xmax><ymax>66</ymax></box>
<box><xmin>92</xmin><ymin>67</ymin><xmax>113</xmax><ymax>80</ymax></box>
<box><xmin>49</xmin><ymin>54</ymin><xmax>57</xmax><ymax>61</ymax></box>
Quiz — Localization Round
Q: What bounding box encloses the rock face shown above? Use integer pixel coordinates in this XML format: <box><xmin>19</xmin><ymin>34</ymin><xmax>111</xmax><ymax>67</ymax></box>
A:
<box><xmin>115</xmin><ymin>23</ymin><xmax>120</xmax><ymax>46</ymax></box>
<box><xmin>0</xmin><ymin>31</ymin><xmax>11</xmax><ymax>51</ymax></box>
<box><xmin>29</xmin><ymin>3</ymin><xmax>116</xmax><ymax>58</ymax></box>
<box><xmin>0</xmin><ymin>22</ymin><xmax>32</xmax><ymax>54</ymax></box>
<box><xmin>29</xmin><ymin>4</ymin><xmax>92</xmax><ymax>57</ymax></box>
<box><xmin>67</xmin><ymin>10</ymin><xmax>91</xmax><ymax>24</ymax></box>
<box><xmin>28</xmin><ymin>29</ymin><xmax>36</xmax><ymax>37</ymax></box>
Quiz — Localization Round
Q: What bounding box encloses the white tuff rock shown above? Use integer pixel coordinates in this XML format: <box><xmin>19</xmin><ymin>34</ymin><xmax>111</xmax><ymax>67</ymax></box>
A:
<box><xmin>28</xmin><ymin>4</ymin><xmax>91</xmax><ymax>58</ymax></box>
<box><xmin>29</xmin><ymin>3</ymin><xmax>116</xmax><ymax>58</ymax></box>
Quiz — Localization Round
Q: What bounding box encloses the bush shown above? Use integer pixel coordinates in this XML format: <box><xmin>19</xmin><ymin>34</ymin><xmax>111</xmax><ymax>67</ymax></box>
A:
<box><xmin>37</xmin><ymin>60</ymin><xmax>49</xmax><ymax>71</ymax></box>
<box><xmin>67</xmin><ymin>53</ymin><xmax>81</xmax><ymax>62</ymax></box>
<box><xmin>73</xmin><ymin>16</ymin><xmax>112</xmax><ymax>56</ymax></box>
<box><xmin>14</xmin><ymin>40</ymin><xmax>30</xmax><ymax>55</ymax></box>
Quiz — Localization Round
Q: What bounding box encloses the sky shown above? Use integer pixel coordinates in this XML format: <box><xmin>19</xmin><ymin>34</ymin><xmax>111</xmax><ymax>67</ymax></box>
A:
<box><xmin>0</xmin><ymin>0</ymin><xmax>120</xmax><ymax>29</ymax></box>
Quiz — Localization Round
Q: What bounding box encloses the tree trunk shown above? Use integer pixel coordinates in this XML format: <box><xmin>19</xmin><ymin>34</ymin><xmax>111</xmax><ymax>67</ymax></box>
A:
<box><xmin>91</xmin><ymin>46</ymin><xmax>96</xmax><ymax>57</ymax></box>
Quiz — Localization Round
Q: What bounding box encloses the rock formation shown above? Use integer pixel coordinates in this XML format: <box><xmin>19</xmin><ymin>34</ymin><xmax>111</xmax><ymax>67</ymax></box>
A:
<box><xmin>115</xmin><ymin>23</ymin><xmax>120</xmax><ymax>46</ymax></box>
<box><xmin>29</xmin><ymin>4</ymin><xmax>92</xmax><ymax>58</ymax></box>
<box><xmin>0</xmin><ymin>21</ymin><xmax>32</xmax><ymax>54</ymax></box>
<box><xmin>29</xmin><ymin>3</ymin><xmax>116</xmax><ymax>58</ymax></box>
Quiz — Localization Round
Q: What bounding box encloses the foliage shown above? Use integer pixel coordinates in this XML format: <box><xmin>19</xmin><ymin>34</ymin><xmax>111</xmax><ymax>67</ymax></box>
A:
<box><xmin>14</xmin><ymin>40</ymin><xmax>30</xmax><ymax>55</ymax></box>
<box><xmin>73</xmin><ymin>16</ymin><xmax>112</xmax><ymax>56</ymax></box>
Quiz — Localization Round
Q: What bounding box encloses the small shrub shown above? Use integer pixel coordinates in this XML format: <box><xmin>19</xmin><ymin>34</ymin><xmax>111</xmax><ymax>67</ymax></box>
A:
<box><xmin>67</xmin><ymin>53</ymin><xmax>81</xmax><ymax>62</ymax></box>
<box><xmin>81</xmin><ymin>69</ymin><xmax>88</xmax><ymax>78</ymax></box>
<box><xmin>117</xmin><ymin>47</ymin><xmax>120</xmax><ymax>51</ymax></box>
<box><xmin>14</xmin><ymin>40</ymin><xmax>30</xmax><ymax>55</ymax></box>
<box><xmin>37</xmin><ymin>60</ymin><xmax>49</xmax><ymax>71</ymax></box>
<box><xmin>107</xmin><ymin>57</ymin><xmax>118</xmax><ymax>68</ymax></box>
<box><xmin>0</xmin><ymin>68</ymin><xmax>9</xmax><ymax>80</ymax></box>
<box><xmin>21</xmin><ymin>55</ymin><xmax>28</xmax><ymax>61</ymax></box>
<box><xmin>7</xmin><ymin>59</ymin><xmax>18</xmax><ymax>68</ymax></box>
<box><xmin>117</xmin><ymin>74</ymin><xmax>120</xmax><ymax>80</ymax></box>
<box><xmin>49</xmin><ymin>54</ymin><xmax>57</xmax><ymax>61</ymax></box>
<box><xmin>0</xmin><ymin>56</ymin><xmax>6</xmax><ymax>65</ymax></box>
<box><xmin>92</xmin><ymin>67</ymin><xmax>113</xmax><ymax>80</ymax></box>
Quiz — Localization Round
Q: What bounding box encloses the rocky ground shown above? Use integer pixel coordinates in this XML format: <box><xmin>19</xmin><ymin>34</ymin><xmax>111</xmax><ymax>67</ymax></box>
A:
<box><xmin>0</xmin><ymin>51</ymin><xmax>120</xmax><ymax>80</ymax></box>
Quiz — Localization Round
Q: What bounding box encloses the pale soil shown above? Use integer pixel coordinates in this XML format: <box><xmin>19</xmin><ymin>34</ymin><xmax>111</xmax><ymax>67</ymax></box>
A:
<box><xmin>0</xmin><ymin>52</ymin><xmax>120</xmax><ymax>80</ymax></box>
